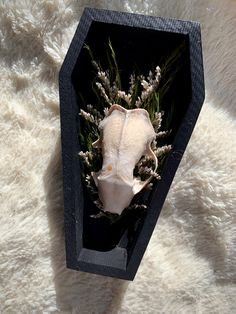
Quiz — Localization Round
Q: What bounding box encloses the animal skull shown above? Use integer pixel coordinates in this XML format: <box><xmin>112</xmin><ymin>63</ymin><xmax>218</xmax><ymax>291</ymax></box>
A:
<box><xmin>92</xmin><ymin>104</ymin><xmax>157</xmax><ymax>215</ymax></box>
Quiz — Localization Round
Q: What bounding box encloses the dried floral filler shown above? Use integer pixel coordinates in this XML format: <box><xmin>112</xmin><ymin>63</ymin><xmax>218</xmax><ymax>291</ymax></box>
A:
<box><xmin>79</xmin><ymin>42</ymin><xmax>172</xmax><ymax>218</ymax></box>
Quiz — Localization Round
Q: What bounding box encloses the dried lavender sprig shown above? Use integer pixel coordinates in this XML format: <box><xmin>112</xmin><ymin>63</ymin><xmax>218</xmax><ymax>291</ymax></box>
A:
<box><xmin>140</xmin><ymin>81</ymin><xmax>154</xmax><ymax>102</ymax></box>
<box><xmin>156</xmin><ymin>130</ymin><xmax>170</xmax><ymax>139</ymax></box>
<box><xmin>111</xmin><ymin>81</ymin><xmax>119</xmax><ymax>100</ymax></box>
<box><xmin>78</xmin><ymin>151</ymin><xmax>92</xmax><ymax>167</ymax></box>
<box><xmin>137</xmin><ymin>155</ymin><xmax>153</xmax><ymax>168</ymax></box>
<box><xmin>98</xmin><ymin>70</ymin><xmax>110</xmax><ymax>87</ymax></box>
<box><xmin>96</xmin><ymin>82</ymin><xmax>112</xmax><ymax>106</ymax></box>
<box><xmin>149</xmin><ymin>66</ymin><xmax>161</xmax><ymax>86</ymax></box>
<box><xmin>79</xmin><ymin>109</ymin><xmax>96</xmax><ymax>124</ymax></box>
<box><xmin>117</xmin><ymin>90</ymin><xmax>132</xmax><ymax>106</ymax></box>
<box><xmin>129</xmin><ymin>73</ymin><xmax>136</xmax><ymax>95</ymax></box>
<box><xmin>154</xmin><ymin>145</ymin><xmax>172</xmax><ymax>157</ymax></box>
<box><xmin>91</xmin><ymin>60</ymin><xmax>110</xmax><ymax>89</ymax></box>
<box><xmin>97</xmin><ymin>70</ymin><xmax>114</xmax><ymax>100</ymax></box>
<box><xmin>139</xmin><ymin>166</ymin><xmax>161</xmax><ymax>180</ymax></box>
<box><xmin>85</xmin><ymin>174</ymin><xmax>98</xmax><ymax>195</ymax></box>
<box><xmin>86</xmin><ymin>104</ymin><xmax>103</xmax><ymax>121</ymax></box>
<box><xmin>152</xmin><ymin>111</ymin><xmax>163</xmax><ymax>132</ymax></box>
<box><xmin>135</xmin><ymin>66</ymin><xmax>161</xmax><ymax>107</ymax></box>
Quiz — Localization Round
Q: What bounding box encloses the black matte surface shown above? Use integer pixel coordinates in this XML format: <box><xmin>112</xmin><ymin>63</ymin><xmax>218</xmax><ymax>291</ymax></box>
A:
<box><xmin>59</xmin><ymin>7</ymin><xmax>205</xmax><ymax>280</ymax></box>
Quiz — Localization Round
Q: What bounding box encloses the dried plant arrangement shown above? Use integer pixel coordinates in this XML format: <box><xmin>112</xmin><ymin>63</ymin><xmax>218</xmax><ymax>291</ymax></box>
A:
<box><xmin>78</xmin><ymin>40</ymin><xmax>185</xmax><ymax>221</ymax></box>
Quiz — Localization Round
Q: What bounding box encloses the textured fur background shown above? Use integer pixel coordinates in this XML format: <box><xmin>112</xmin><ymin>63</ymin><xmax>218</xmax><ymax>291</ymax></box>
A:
<box><xmin>0</xmin><ymin>0</ymin><xmax>236</xmax><ymax>313</ymax></box>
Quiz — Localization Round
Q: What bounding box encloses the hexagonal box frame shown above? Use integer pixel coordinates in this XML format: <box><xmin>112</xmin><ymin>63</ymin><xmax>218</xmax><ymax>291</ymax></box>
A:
<box><xmin>59</xmin><ymin>7</ymin><xmax>204</xmax><ymax>280</ymax></box>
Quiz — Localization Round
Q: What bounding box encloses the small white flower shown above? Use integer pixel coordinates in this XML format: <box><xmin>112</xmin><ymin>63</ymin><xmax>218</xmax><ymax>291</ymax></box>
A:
<box><xmin>104</xmin><ymin>107</ymin><xmax>109</xmax><ymax>116</ymax></box>
<box><xmin>117</xmin><ymin>90</ymin><xmax>132</xmax><ymax>105</ymax></box>
<box><xmin>117</xmin><ymin>90</ymin><xmax>126</xmax><ymax>98</ymax></box>
<box><xmin>156</xmin><ymin>130</ymin><xmax>169</xmax><ymax>138</ymax></box>
<box><xmin>78</xmin><ymin>151</ymin><xmax>91</xmax><ymax>167</ymax></box>
<box><xmin>149</xmin><ymin>170</ymin><xmax>161</xmax><ymax>179</ymax></box>
<box><xmin>79</xmin><ymin>109</ymin><xmax>95</xmax><ymax>123</ymax></box>
<box><xmin>98</xmin><ymin>71</ymin><xmax>110</xmax><ymax>87</ymax></box>
<box><xmin>135</xmin><ymin>96</ymin><xmax>141</xmax><ymax>107</ymax></box>
<box><xmin>141</xmin><ymin>80</ymin><xmax>149</xmax><ymax>90</ymax></box>
<box><xmin>154</xmin><ymin>145</ymin><xmax>172</xmax><ymax>157</ymax></box>
<box><xmin>155</xmin><ymin>66</ymin><xmax>161</xmax><ymax>75</ymax></box>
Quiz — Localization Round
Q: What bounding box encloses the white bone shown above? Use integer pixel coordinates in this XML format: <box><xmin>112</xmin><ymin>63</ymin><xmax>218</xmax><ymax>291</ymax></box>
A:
<box><xmin>92</xmin><ymin>104</ymin><xmax>157</xmax><ymax>215</ymax></box>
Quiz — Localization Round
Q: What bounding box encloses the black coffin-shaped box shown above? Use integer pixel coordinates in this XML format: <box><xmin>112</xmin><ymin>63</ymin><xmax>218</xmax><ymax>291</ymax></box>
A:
<box><xmin>59</xmin><ymin>8</ymin><xmax>204</xmax><ymax>280</ymax></box>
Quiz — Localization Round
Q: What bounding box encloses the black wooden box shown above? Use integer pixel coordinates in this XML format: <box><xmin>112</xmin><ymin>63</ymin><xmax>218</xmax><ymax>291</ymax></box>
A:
<box><xmin>59</xmin><ymin>7</ymin><xmax>204</xmax><ymax>280</ymax></box>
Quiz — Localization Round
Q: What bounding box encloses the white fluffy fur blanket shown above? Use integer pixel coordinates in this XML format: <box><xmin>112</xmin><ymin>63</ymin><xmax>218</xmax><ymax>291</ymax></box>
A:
<box><xmin>0</xmin><ymin>1</ymin><xmax>236</xmax><ymax>313</ymax></box>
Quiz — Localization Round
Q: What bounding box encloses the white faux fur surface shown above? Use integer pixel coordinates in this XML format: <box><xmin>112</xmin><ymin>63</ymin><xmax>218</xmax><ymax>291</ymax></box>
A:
<box><xmin>0</xmin><ymin>0</ymin><xmax>236</xmax><ymax>313</ymax></box>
